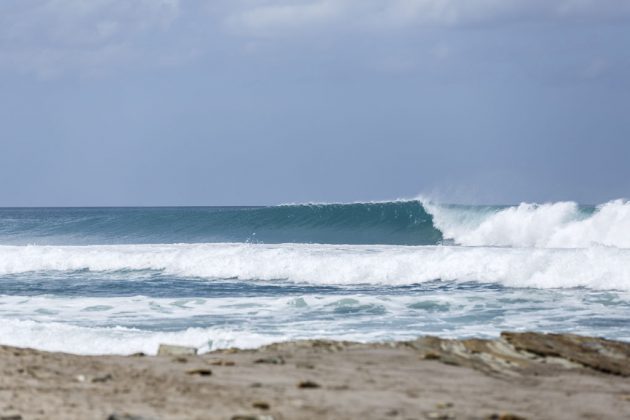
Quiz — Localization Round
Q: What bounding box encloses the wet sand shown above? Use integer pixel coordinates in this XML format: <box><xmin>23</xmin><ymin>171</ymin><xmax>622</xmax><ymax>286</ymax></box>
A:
<box><xmin>1</xmin><ymin>332</ymin><xmax>629</xmax><ymax>420</ymax></box>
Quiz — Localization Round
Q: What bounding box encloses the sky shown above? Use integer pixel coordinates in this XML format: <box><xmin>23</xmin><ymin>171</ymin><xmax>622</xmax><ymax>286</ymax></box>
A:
<box><xmin>1</xmin><ymin>0</ymin><xmax>629</xmax><ymax>206</ymax></box>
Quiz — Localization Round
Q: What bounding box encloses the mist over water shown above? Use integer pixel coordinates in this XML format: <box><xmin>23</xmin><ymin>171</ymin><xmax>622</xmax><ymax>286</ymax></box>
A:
<box><xmin>1</xmin><ymin>199</ymin><xmax>629</xmax><ymax>355</ymax></box>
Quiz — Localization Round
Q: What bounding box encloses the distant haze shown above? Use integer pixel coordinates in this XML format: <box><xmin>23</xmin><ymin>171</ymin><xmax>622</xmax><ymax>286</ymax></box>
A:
<box><xmin>1</xmin><ymin>0</ymin><xmax>629</xmax><ymax>206</ymax></box>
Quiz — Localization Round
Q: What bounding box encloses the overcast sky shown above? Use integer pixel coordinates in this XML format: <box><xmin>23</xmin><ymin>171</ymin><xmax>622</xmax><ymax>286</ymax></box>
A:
<box><xmin>1</xmin><ymin>0</ymin><xmax>629</xmax><ymax>206</ymax></box>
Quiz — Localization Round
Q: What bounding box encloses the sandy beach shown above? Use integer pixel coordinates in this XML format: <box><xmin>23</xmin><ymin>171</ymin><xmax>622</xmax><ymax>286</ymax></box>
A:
<box><xmin>1</xmin><ymin>332</ymin><xmax>629</xmax><ymax>420</ymax></box>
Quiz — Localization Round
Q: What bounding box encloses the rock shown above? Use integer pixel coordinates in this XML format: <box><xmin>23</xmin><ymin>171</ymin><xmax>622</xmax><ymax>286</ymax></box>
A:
<box><xmin>405</xmin><ymin>332</ymin><xmax>630</xmax><ymax>377</ymax></box>
<box><xmin>0</xmin><ymin>415</ymin><xmax>22</xmax><ymax>420</ymax></box>
<box><xmin>486</xmin><ymin>413</ymin><xmax>527</xmax><ymax>420</ymax></box>
<box><xmin>107</xmin><ymin>414</ymin><xmax>152</xmax><ymax>420</ymax></box>
<box><xmin>209</xmin><ymin>359</ymin><xmax>235</xmax><ymax>366</ymax></box>
<box><xmin>186</xmin><ymin>368</ymin><xmax>212</xmax><ymax>376</ymax></box>
<box><xmin>502</xmin><ymin>332</ymin><xmax>630</xmax><ymax>376</ymax></box>
<box><xmin>423</xmin><ymin>352</ymin><xmax>441</xmax><ymax>360</ymax></box>
<box><xmin>231</xmin><ymin>416</ymin><xmax>275</xmax><ymax>420</ymax></box>
<box><xmin>254</xmin><ymin>356</ymin><xmax>285</xmax><ymax>365</ymax></box>
<box><xmin>252</xmin><ymin>401</ymin><xmax>270</xmax><ymax>410</ymax></box>
<box><xmin>295</xmin><ymin>362</ymin><xmax>315</xmax><ymax>369</ymax></box>
<box><xmin>92</xmin><ymin>373</ymin><xmax>113</xmax><ymax>383</ymax></box>
<box><xmin>297</xmin><ymin>380</ymin><xmax>321</xmax><ymax>389</ymax></box>
<box><xmin>157</xmin><ymin>344</ymin><xmax>197</xmax><ymax>357</ymax></box>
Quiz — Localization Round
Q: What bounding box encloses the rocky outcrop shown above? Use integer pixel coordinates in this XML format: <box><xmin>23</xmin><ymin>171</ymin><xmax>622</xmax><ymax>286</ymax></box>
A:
<box><xmin>403</xmin><ymin>332</ymin><xmax>630</xmax><ymax>377</ymax></box>
<box><xmin>248</xmin><ymin>332</ymin><xmax>630</xmax><ymax>378</ymax></box>
<box><xmin>501</xmin><ymin>332</ymin><xmax>630</xmax><ymax>376</ymax></box>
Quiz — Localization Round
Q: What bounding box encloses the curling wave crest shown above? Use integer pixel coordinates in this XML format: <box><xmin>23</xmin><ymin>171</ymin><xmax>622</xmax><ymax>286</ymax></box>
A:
<box><xmin>424</xmin><ymin>199</ymin><xmax>630</xmax><ymax>248</ymax></box>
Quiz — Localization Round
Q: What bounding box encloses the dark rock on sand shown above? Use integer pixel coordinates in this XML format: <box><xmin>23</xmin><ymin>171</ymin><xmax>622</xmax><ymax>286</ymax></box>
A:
<box><xmin>92</xmin><ymin>373</ymin><xmax>113</xmax><ymax>383</ymax></box>
<box><xmin>254</xmin><ymin>356</ymin><xmax>285</xmax><ymax>365</ymax></box>
<box><xmin>486</xmin><ymin>413</ymin><xmax>527</xmax><ymax>420</ymax></box>
<box><xmin>297</xmin><ymin>380</ymin><xmax>321</xmax><ymax>389</ymax></box>
<box><xmin>107</xmin><ymin>414</ymin><xmax>153</xmax><ymax>420</ymax></box>
<box><xmin>252</xmin><ymin>401</ymin><xmax>270</xmax><ymax>410</ymax></box>
<box><xmin>185</xmin><ymin>368</ymin><xmax>212</xmax><ymax>376</ymax></box>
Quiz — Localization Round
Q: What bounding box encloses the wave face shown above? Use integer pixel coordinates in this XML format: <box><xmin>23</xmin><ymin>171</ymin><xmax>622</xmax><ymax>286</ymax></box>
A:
<box><xmin>0</xmin><ymin>202</ymin><xmax>441</xmax><ymax>246</ymax></box>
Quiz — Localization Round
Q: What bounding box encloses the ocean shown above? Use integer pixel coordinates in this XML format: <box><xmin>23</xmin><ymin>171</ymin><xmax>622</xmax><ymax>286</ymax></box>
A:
<box><xmin>0</xmin><ymin>199</ymin><xmax>629</xmax><ymax>355</ymax></box>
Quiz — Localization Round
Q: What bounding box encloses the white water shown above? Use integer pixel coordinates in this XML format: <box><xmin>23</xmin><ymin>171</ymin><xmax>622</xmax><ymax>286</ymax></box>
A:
<box><xmin>423</xmin><ymin>199</ymin><xmax>630</xmax><ymax>249</ymax></box>
<box><xmin>1</xmin><ymin>242</ymin><xmax>629</xmax><ymax>290</ymax></box>
<box><xmin>2</xmin><ymin>290</ymin><xmax>627</xmax><ymax>355</ymax></box>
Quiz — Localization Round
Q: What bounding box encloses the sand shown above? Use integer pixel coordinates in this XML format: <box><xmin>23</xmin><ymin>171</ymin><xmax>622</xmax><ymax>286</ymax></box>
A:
<box><xmin>1</xmin><ymin>332</ymin><xmax>629</xmax><ymax>420</ymax></box>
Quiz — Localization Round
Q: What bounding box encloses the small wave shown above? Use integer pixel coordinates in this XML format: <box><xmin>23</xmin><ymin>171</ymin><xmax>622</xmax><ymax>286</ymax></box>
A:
<box><xmin>1</xmin><ymin>243</ymin><xmax>629</xmax><ymax>290</ymax></box>
<box><xmin>0</xmin><ymin>318</ymin><xmax>275</xmax><ymax>355</ymax></box>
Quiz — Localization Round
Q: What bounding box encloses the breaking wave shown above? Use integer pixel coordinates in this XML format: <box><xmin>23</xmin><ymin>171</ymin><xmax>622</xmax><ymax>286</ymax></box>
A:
<box><xmin>424</xmin><ymin>199</ymin><xmax>630</xmax><ymax>248</ymax></box>
<box><xmin>1</xmin><ymin>243</ymin><xmax>629</xmax><ymax>290</ymax></box>
<box><xmin>1</xmin><ymin>199</ymin><xmax>629</xmax><ymax>248</ymax></box>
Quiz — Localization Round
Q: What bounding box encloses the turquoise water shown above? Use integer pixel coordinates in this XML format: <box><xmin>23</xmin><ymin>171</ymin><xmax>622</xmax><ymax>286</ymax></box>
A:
<box><xmin>0</xmin><ymin>202</ymin><xmax>441</xmax><ymax>245</ymax></box>
<box><xmin>0</xmin><ymin>200</ymin><xmax>629</xmax><ymax>354</ymax></box>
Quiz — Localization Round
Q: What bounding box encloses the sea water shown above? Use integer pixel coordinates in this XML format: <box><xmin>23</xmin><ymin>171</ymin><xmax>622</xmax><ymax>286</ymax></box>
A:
<box><xmin>0</xmin><ymin>200</ymin><xmax>629</xmax><ymax>355</ymax></box>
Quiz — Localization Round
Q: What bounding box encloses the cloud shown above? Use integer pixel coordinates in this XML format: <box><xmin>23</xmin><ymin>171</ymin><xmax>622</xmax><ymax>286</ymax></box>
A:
<box><xmin>226</xmin><ymin>0</ymin><xmax>630</xmax><ymax>35</ymax></box>
<box><xmin>2</xmin><ymin>0</ymin><xmax>629</xmax><ymax>78</ymax></box>
<box><xmin>0</xmin><ymin>0</ymin><xmax>180</xmax><ymax>77</ymax></box>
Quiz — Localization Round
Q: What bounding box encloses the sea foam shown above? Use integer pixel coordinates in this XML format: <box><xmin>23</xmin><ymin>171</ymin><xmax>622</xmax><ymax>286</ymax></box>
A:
<box><xmin>423</xmin><ymin>199</ymin><xmax>630</xmax><ymax>248</ymax></box>
<box><xmin>1</xmin><ymin>243</ymin><xmax>629</xmax><ymax>290</ymax></box>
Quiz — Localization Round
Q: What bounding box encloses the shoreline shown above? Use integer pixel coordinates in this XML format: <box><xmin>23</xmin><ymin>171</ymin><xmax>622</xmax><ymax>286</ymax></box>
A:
<box><xmin>1</xmin><ymin>332</ymin><xmax>629</xmax><ymax>420</ymax></box>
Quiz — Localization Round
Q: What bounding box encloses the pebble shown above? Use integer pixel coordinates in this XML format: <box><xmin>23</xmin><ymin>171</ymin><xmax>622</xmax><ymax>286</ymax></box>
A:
<box><xmin>92</xmin><ymin>373</ymin><xmax>113</xmax><ymax>383</ymax></box>
<box><xmin>423</xmin><ymin>353</ymin><xmax>441</xmax><ymax>360</ymax></box>
<box><xmin>254</xmin><ymin>356</ymin><xmax>285</xmax><ymax>365</ymax></box>
<box><xmin>297</xmin><ymin>380</ymin><xmax>321</xmax><ymax>389</ymax></box>
<box><xmin>486</xmin><ymin>414</ymin><xmax>527</xmax><ymax>420</ymax></box>
<box><xmin>107</xmin><ymin>414</ymin><xmax>152</xmax><ymax>420</ymax></box>
<box><xmin>295</xmin><ymin>362</ymin><xmax>315</xmax><ymax>369</ymax></box>
<box><xmin>252</xmin><ymin>401</ymin><xmax>270</xmax><ymax>410</ymax></box>
<box><xmin>186</xmin><ymin>368</ymin><xmax>212</xmax><ymax>376</ymax></box>
<box><xmin>209</xmin><ymin>359</ymin><xmax>235</xmax><ymax>366</ymax></box>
